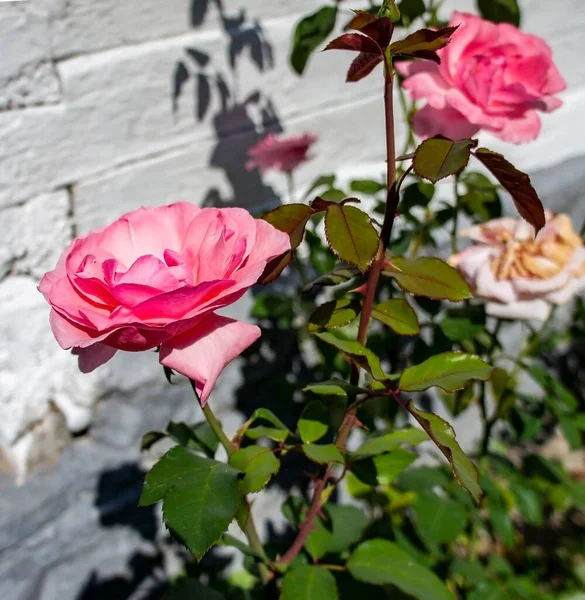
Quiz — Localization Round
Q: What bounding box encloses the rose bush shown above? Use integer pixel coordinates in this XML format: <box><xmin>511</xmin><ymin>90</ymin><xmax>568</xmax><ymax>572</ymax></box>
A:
<box><xmin>39</xmin><ymin>203</ymin><xmax>289</xmax><ymax>403</ymax></box>
<box><xmin>449</xmin><ymin>213</ymin><xmax>585</xmax><ymax>320</ymax></box>
<box><xmin>246</xmin><ymin>132</ymin><xmax>318</xmax><ymax>174</ymax></box>
<box><xmin>397</xmin><ymin>11</ymin><xmax>566</xmax><ymax>143</ymax></box>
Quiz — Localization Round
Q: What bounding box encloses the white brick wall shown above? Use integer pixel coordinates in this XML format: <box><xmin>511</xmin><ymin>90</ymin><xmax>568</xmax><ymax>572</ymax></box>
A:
<box><xmin>1</xmin><ymin>0</ymin><xmax>583</xmax><ymax>477</ymax></box>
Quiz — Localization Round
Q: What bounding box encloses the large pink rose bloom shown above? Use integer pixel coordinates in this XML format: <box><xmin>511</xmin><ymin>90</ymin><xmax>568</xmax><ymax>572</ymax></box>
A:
<box><xmin>246</xmin><ymin>132</ymin><xmax>318</xmax><ymax>174</ymax></box>
<box><xmin>397</xmin><ymin>12</ymin><xmax>566</xmax><ymax>143</ymax></box>
<box><xmin>449</xmin><ymin>214</ymin><xmax>585</xmax><ymax>321</ymax></box>
<box><xmin>39</xmin><ymin>203</ymin><xmax>290</xmax><ymax>404</ymax></box>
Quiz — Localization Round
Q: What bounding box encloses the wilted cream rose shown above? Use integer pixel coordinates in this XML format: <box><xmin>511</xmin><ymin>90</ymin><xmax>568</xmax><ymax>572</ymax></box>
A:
<box><xmin>448</xmin><ymin>214</ymin><xmax>585</xmax><ymax>321</ymax></box>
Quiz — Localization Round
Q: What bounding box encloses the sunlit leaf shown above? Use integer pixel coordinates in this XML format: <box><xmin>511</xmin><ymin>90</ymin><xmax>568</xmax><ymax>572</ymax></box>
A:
<box><xmin>351</xmin><ymin>449</ymin><xmax>416</xmax><ymax>486</ymax></box>
<box><xmin>413</xmin><ymin>136</ymin><xmax>477</xmax><ymax>183</ymax></box>
<box><xmin>260</xmin><ymin>203</ymin><xmax>315</xmax><ymax>284</ymax></box>
<box><xmin>400</xmin><ymin>351</ymin><xmax>493</xmax><ymax>392</ymax></box>
<box><xmin>281</xmin><ymin>565</ymin><xmax>338</xmax><ymax>600</ymax></box>
<box><xmin>303</xmin><ymin>443</ymin><xmax>345</xmax><ymax>464</ymax></box>
<box><xmin>140</xmin><ymin>447</ymin><xmax>241</xmax><ymax>560</ymax></box>
<box><xmin>325</xmin><ymin>204</ymin><xmax>379</xmax><ymax>271</ymax></box>
<box><xmin>324</xmin><ymin>32</ymin><xmax>381</xmax><ymax>54</ymax></box>
<box><xmin>348</xmin><ymin>539</ymin><xmax>454</xmax><ymax>598</ymax></box>
<box><xmin>383</xmin><ymin>257</ymin><xmax>472</xmax><ymax>301</ymax></box>
<box><xmin>406</xmin><ymin>403</ymin><xmax>482</xmax><ymax>502</ymax></box>
<box><xmin>352</xmin><ymin>427</ymin><xmax>427</xmax><ymax>458</ymax></box>
<box><xmin>229</xmin><ymin>445</ymin><xmax>280</xmax><ymax>494</ymax></box>
<box><xmin>298</xmin><ymin>401</ymin><xmax>330</xmax><ymax>443</ymax></box>
<box><xmin>303</xmin><ymin>378</ymin><xmax>368</xmax><ymax>398</ymax></box>
<box><xmin>308</xmin><ymin>297</ymin><xmax>362</xmax><ymax>332</ymax></box>
<box><xmin>314</xmin><ymin>331</ymin><xmax>386</xmax><ymax>380</ymax></box>
<box><xmin>372</xmin><ymin>298</ymin><xmax>420</xmax><ymax>335</ymax></box>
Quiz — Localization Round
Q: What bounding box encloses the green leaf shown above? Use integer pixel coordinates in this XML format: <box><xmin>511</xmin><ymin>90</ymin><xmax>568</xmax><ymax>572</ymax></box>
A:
<box><xmin>390</xmin><ymin>26</ymin><xmax>459</xmax><ymax>62</ymax></box>
<box><xmin>350</xmin><ymin>179</ymin><xmax>385</xmax><ymax>195</ymax></box>
<box><xmin>398</xmin><ymin>0</ymin><xmax>426</xmax><ymax>23</ymax></box>
<box><xmin>140</xmin><ymin>447</ymin><xmax>241</xmax><ymax>560</ymax></box>
<box><xmin>527</xmin><ymin>364</ymin><xmax>578</xmax><ymax>415</ymax></box>
<box><xmin>314</xmin><ymin>331</ymin><xmax>387</xmax><ymax>380</ymax></box>
<box><xmin>406</xmin><ymin>402</ymin><xmax>482</xmax><ymax>503</ymax></box>
<box><xmin>412</xmin><ymin>491</ymin><xmax>467</xmax><ymax>544</ymax></box>
<box><xmin>308</xmin><ymin>297</ymin><xmax>362</xmax><ymax>333</ymax></box>
<box><xmin>229</xmin><ymin>446</ymin><xmax>280</xmax><ymax>494</ymax></box>
<box><xmin>324</xmin><ymin>204</ymin><xmax>379</xmax><ymax>272</ymax></box>
<box><xmin>509</xmin><ymin>482</ymin><xmax>543</xmax><ymax>526</ymax></box>
<box><xmin>400</xmin><ymin>351</ymin><xmax>493</xmax><ymax>393</ymax></box>
<box><xmin>263</xmin><ymin>203</ymin><xmax>314</xmax><ymax>249</ymax></box>
<box><xmin>162</xmin><ymin>578</ymin><xmax>225</xmax><ymax>600</ymax></box>
<box><xmin>347</xmin><ymin>539</ymin><xmax>454</xmax><ymax>598</ymax></box>
<box><xmin>304</xmin><ymin>174</ymin><xmax>336</xmax><ymax>200</ymax></box>
<box><xmin>372</xmin><ymin>298</ymin><xmax>420</xmax><ymax>335</ymax></box>
<box><xmin>473</xmin><ymin>148</ymin><xmax>544</xmax><ymax>233</ymax></box>
<box><xmin>477</xmin><ymin>0</ymin><xmax>520</xmax><ymax>26</ymax></box>
<box><xmin>440</xmin><ymin>307</ymin><xmax>485</xmax><ymax>342</ymax></box>
<box><xmin>303</xmin><ymin>378</ymin><xmax>368</xmax><ymax>398</ymax></box>
<box><xmin>303</xmin><ymin>263</ymin><xmax>360</xmax><ymax>291</ymax></box>
<box><xmin>245</xmin><ymin>425</ymin><xmax>289</xmax><ymax>443</ymax></box>
<box><xmin>352</xmin><ymin>427</ymin><xmax>427</xmax><ymax>458</ymax></box>
<box><xmin>260</xmin><ymin>203</ymin><xmax>315</xmax><ymax>283</ymax></box>
<box><xmin>220</xmin><ymin>533</ymin><xmax>263</xmax><ymax>559</ymax></box>
<box><xmin>413</xmin><ymin>136</ymin><xmax>477</xmax><ymax>183</ymax></box>
<box><xmin>460</xmin><ymin>171</ymin><xmax>502</xmax><ymax>220</ymax></box>
<box><xmin>303</xmin><ymin>443</ymin><xmax>345</xmax><ymax>464</ymax></box>
<box><xmin>141</xmin><ymin>430</ymin><xmax>166</xmax><ymax>451</ymax></box>
<box><xmin>382</xmin><ymin>257</ymin><xmax>472</xmax><ymax>301</ymax></box>
<box><xmin>290</xmin><ymin>6</ymin><xmax>339</xmax><ymax>75</ymax></box>
<box><xmin>400</xmin><ymin>181</ymin><xmax>435</xmax><ymax>215</ymax></box>
<box><xmin>281</xmin><ymin>565</ymin><xmax>339</xmax><ymax>600</ymax></box>
<box><xmin>326</xmin><ymin>505</ymin><xmax>369</xmax><ymax>553</ymax></box>
<box><xmin>298</xmin><ymin>401</ymin><xmax>330</xmax><ymax>443</ymax></box>
<box><xmin>351</xmin><ymin>449</ymin><xmax>416</xmax><ymax>486</ymax></box>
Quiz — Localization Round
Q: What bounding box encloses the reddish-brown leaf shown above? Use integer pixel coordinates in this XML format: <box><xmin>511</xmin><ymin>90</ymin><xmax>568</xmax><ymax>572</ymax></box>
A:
<box><xmin>258</xmin><ymin>251</ymin><xmax>293</xmax><ymax>285</ymax></box>
<box><xmin>346</xmin><ymin>10</ymin><xmax>376</xmax><ymax>31</ymax></box>
<box><xmin>324</xmin><ymin>32</ymin><xmax>381</xmax><ymax>55</ymax></box>
<box><xmin>473</xmin><ymin>148</ymin><xmax>545</xmax><ymax>233</ymax></box>
<box><xmin>347</xmin><ymin>52</ymin><xmax>384</xmax><ymax>82</ymax></box>
<box><xmin>360</xmin><ymin>16</ymin><xmax>394</xmax><ymax>49</ymax></box>
<box><xmin>390</xmin><ymin>25</ymin><xmax>458</xmax><ymax>59</ymax></box>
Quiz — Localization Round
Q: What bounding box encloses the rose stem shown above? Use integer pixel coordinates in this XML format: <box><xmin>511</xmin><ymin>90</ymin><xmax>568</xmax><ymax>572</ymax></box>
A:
<box><xmin>451</xmin><ymin>174</ymin><xmax>462</xmax><ymax>254</ymax></box>
<box><xmin>279</xmin><ymin>65</ymin><xmax>399</xmax><ymax>566</ymax></box>
<box><xmin>191</xmin><ymin>380</ymin><xmax>272</xmax><ymax>584</ymax></box>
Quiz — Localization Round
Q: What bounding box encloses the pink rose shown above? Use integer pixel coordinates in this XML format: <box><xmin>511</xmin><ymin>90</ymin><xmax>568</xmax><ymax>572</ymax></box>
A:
<box><xmin>246</xmin><ymin>132</ymin><xmax>318</xmax><ymax>174</ymax></box>
<box><xmin>397</xmin><ymin>12</ymin><xmax>566</xmax><ymax>143</ymax></box>
<box><xmin>39</xmin><ymin>203</ymin><xmax>290</xmax><ymax>404</ymax></box>
<box><xmin>448</xmin><ymin>214</ymin><xmax>585</xmax><ymax>321</ymax></box>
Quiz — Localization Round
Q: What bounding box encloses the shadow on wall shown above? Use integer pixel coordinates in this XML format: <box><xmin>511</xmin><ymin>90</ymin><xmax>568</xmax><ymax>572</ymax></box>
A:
<box><xmin>77</xmin><ymin>464</ymin><xmax>166</xmax><ymax>600</ymax></box>
<box><xmin>174</xmin><ymin>0</ymin><xmax>283</xmax><ymax>212</ymax></box>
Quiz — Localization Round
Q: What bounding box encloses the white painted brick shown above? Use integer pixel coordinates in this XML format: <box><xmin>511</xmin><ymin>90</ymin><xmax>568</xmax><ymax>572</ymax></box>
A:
<box><xmin>0</xmin><ymin>277</ymin><xmax>102</xmax><ymax>448</ymax></box>
<box><xmin>73</xmin><ymin>94</ymin><xmax>389</xmax><ymax>234</ymax></box>
<box><xmin>0</xmin><ymin>14</ymin><xmax>382</xmax><ymax>206</ymax></box>
<box><xmin>0</xmin><ymin>3</ymin><xmax>60</xmax><ymax>109</ymax></box>
<box><xmin>47</xmin><ymin>0</ymin><xmax>321</xmax><ymax>59</ymax></box>
<box><xmin>0</xmin><ymin>190</ymin><xmax>71</xmax><ymax>280</ymax></box>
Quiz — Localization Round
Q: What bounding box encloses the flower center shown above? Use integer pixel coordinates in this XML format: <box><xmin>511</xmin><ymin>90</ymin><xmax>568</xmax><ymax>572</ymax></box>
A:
<box><xmin>490</xmin><ymin>216</ymin><xmax>585</xmax><ymax>281</ymax></box>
